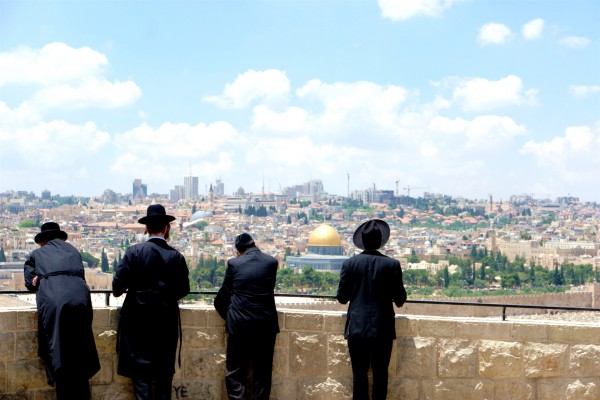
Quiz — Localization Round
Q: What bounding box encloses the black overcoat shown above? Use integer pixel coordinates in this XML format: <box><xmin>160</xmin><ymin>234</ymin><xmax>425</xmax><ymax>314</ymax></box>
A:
<box><xmin>24</xmin><ymin>239</ymin><xmax>100</xmax><ymax>385</ymax></box>
<box><xmin>215</xmin><ymin>247</ymin><xmax>279</xmax><ymax>335</ymax></box>
<box><xmin>112</xmin><ymin>238</ymin><xmax>190</xmax><ymax>379</ymax></box>
<box><xmin>336</xmin><ymin>250</ymin><xmax>407</xmax><ymax>339</ymax></box>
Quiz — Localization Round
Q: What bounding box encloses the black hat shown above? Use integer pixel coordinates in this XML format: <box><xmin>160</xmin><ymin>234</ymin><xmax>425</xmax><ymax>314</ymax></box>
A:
<box><xmin>352</xmin><ymin>219</ymin><xmax>390</xmax><ymax>250</ymax></box>
<box><xmin>35</xmin><ymin>222</ymin><xmax>68</xmax><ymax>244</ymax></box>
<box><xmin>138</xmin><ymin>204</ymin><xmax>176</xmax><ymax>224</ymax></box>
<box><xmin>234</xmin><ymin>233</ymin><xmax>255</xmax><ymax>252</ymax></box>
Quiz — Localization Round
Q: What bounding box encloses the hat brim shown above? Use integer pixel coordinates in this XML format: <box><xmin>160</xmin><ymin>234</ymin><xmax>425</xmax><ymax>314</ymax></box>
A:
<box><xmin>138</xmin><ymin>215</ymin><xmax>176</xmax><ymax>224</ymax></box>
<box><xmin>352</xmin><ymin>219</ymin><xmax>390</xmax><ymax>250</ymax></box>
<box><xmin>34</xmin><ymin>229</ymin><xmax>68</xmax><ymax>244</ymax></box>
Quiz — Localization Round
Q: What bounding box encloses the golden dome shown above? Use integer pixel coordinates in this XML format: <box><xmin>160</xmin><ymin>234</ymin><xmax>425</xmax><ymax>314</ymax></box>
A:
<box><xmin>308</xmin><ymin>224</ymin><xmax>342</xmax><ymax>247</ymax></box>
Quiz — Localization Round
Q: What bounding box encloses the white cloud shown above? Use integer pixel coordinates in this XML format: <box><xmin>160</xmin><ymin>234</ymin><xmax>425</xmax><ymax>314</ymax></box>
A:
<box><xmin>559</xmin><ymin>36</ymin><xmax>591</xmax><ymax>49</ymax></box>
<box><xmin>0</xmin><ymin>42</ymin><xmax>141</xmax><ymax>111</ymax></box>
<box><xmin>378</xmin><ymin>0</ymin><xmax>461</xmax><ymax>21</ymax></box>
<box><xmin>0</xmin><ymin>42</ymin><xmax>108</xmax><ymax>86</ymax></box>
<box><xmin>31</xmin><ymin>78</ymin><xmax>141</xmax><ymax>109</ymax></box>
<box><xmin>429</xmin><ymin>115</ymin><xmax>526</xmax><ymax>148</ymax></box>
<box><xmin>452</xmin><ymin>75</ymin><xmax>538</xmax><ymax>112</ymax></box>
<box><xmin>420</xmin><ymin>140</ymin><xmax>439</xmax><ymax>158</ymax></box>
<box><xmin>477</xmin><ymin>23</ymin><xmax>514</xmax><ymax>45</ymax></box>
<box><xmin>521</xmin><ymin>18</ymin><xmax>544</xmax><ymax>40</ymax></box>
<box><xmin>520</xmin><ymin>125</ymin><xmax>600</xmax><ymax>181</ymax></box>
<box><xmin>251</xmin><ymin>105</ymin><xmax>310</xmax><ymax>133</ymax></box>
<box><xmin>203</xmin><ymin>69</ymin><xmax>291</xmax><ymax>109</ymax></box>
<box><xmin>569</xmin><ymin>85</ymin><xmax>600</xmax><ymax>98</ymax></box>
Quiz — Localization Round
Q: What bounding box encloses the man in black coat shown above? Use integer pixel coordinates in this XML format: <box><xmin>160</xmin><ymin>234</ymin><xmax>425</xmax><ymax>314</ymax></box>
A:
<box><xmin>113</xmin><ymin>204</ymin><xmax>190</xmax><ymax>400</ymax></box>
<box><xmin>24</xmin><ymin>222</ymin><xmax>100</xmax><ymax>400</ymax></box>
<box><xmin>215</xmin><ymin>233</ymin><xmax>279</xmax><ymax>400</ymax></box>
<box><xmin>336</xmin><ymin>219</ymin><xmax>407</xmax><ymax>400</ymax></box>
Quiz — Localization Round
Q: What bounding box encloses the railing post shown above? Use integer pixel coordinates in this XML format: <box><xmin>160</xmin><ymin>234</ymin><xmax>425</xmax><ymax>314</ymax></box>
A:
<box><xmin>502</xmin><ymin>306</ymin><xmax>507</xmax><ymax>321</ymax></box>
<box><xmin>105</xmin><ymin>292</ymin><xmax>110</xmax><ymax>307</ymax></box>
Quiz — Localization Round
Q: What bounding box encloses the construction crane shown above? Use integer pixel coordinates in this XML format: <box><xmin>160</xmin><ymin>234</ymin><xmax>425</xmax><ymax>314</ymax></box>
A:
<box><xmin>403</xmin><ymin>185</ymin><xmax>428</xmax><ymax>197</ymax></box>
<box><xmin>395</xmin><ymin>180</ymin><xmax>399</xmax><ymax>197</ymax></box>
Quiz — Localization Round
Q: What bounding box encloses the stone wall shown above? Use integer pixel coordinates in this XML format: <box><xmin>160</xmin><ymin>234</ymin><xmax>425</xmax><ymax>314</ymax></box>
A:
<box><xmin>0</xmin><ymin>306</ymin><xmax>599</xmax><ymax>399</ymax></box>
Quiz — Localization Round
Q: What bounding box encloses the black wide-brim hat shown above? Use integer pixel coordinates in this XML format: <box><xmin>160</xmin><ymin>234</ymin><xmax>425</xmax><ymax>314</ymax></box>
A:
<box><xmin>352</xmin><ymin>219</ymin><xmax>390</xmax><ymax>250</ymax></box>
<box><xmin>35</xmin><ymin>222</ymin><xmax>68</xmax><ymax>244</ymax></box>
<box><xmin>138</xmin><ymin>204</ymin><xmax>176</xmax><ymax>224</ymax></box>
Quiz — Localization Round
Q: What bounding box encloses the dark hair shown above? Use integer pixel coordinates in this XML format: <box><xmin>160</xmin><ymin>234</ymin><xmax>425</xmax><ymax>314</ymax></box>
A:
<box><xmin>235</xmin><ymin>233</ymin><xmax>255</xmax><ymax>253</ymax></box>
<box><xmin>146</xmin><ymin>220</ymin><xmax>170</xmax><ymax>235</ymax></box>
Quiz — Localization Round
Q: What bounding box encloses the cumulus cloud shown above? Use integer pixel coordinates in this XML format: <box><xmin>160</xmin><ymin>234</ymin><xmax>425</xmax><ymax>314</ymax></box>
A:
<box><xmin>378</xmin><ymin>0</ymin><xmax>461</xmax><ymax>21</ymax></box>
<box><xmin>0</xmin><ymin>42</ymin><xmax>141</xmax><ymax>110</ymax></box>
<box><xmin>569</xmin><ymin>85</ymin><xmax>600</xmax><ymax>98</ymax></box>
<box><xmin>521</xmin><ymin>18</ymin><xmax>544</xmax><ymax>40</ymax></box>
<box><xmin>520</xmin><ymin>125</ymin><xmax>600</xmax><ymax>181</ymax></box>
<box><xmin>559</xmin><ymin>36</ymin><xmax>591</xmax><ymax>49</ymax></box>
<box><xmin>251</xmin><ymin>105</ymin><xmax>310</xmax><ymax>133</ymax></box>
<box><xmin>452</xmin><ymin>75</ymin><xmax>538</xmax><ymax>112</ymax></box>
<box><xmin>477</xmin><ymin>23</ymin><xmax>514</xmax><ymax>45</ymax></box>
<box><xmin>203</xmin><ymin>69</ymin><xmax>291</xmax><ymax>109</ymax></box>
<box><xmin>429</xmin><ymin>115</ymin><xmax>526</xmax><ymax>148</ymax></box>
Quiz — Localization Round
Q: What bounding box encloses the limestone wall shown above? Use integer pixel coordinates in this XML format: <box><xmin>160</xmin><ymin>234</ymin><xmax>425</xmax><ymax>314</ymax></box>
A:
<box><xmin>0</xmin><ymin>306</ymin><xmax>599</xmax><ymax>399</ymax></box>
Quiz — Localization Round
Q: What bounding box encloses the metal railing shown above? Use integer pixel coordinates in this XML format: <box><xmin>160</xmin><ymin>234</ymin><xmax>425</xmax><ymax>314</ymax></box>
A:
<box><xmin>2</xmin><ymin>290</ymin><xmax>600</xmax><ymax>321</ymax></box>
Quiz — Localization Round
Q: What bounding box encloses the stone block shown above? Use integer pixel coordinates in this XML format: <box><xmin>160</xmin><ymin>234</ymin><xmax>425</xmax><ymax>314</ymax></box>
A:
<box><xmin>323</xmin><ymin>313</ymin><xmax>345</xmax><ymax>334</ymax></box>
<box><xmin>388</xmin><ymin>377</ymin><xmax>420</xmax><ymax>400</ymax></box>
<box><xmin>0</xmin><ymin>332</ymin><xmax>15</xmax><ymax>361</ymax></box>
<box><xmin>180</xmin><ymin>307</ymin><xmax>208</xmax><ymax>327</ymax></box>
<box><xmin>6</xmin><ymin>359</ymin><xmax>47</xmax><ymax>392</ymax></box>
<box><xmin>570</xmin><ymin>344</ymin><xmax>600</xmax><ymax>376</ymax></box>
<box><xmin>92</xmin><ymin>308</ymin><xmax>110</xmax><ymax>328</ymax></box>
<box><xmin>457</xmin><ymin>321</ymin><xmax>511</xmax><ymax>340</ymax></box>
<box><xmin>0</xmin><ymin>310</ymin><xmax>17</xmax><ymax>331</ymax></box>
<box><xmin>272</xmin><ymin>343</ymin><xmax>288</xmax><ymax>378</ymax></box>
<box><xmin>182</xmin><ymin>327</ymin><xmax>224</xmax><ymax>350</ymax></box>
<box><xmin>395</xmin><ymin>316</ymin><xmax>417</xmax><ymax>337</ymax></box>
<box><xmin>94</xmin><ymin>329</ymin><xmax>117</xmax><ymax>354</ymax></box>
<box><xmin>183</xmin><ymin>349</ymin><xmax>226</xmax><ymax>379</ymax></box>
<box><xmin>275</xmin><ymin>331</ymin><xmax>288</xmax><ymax>349</ymax></box>
<box><xmin>511</xmin><ymin>322</ymin><xmax>549</xmax><ymax>342</ymax></box>
<box><xmin>549</xmin><ymin>325</ymin><xmax>600</xmax><ymax>345</ymax></box>
<box><xmin>33</xmin><ymin>389</ymin><xmax>56</xmax><ymax>400</ymax></box>
<box><xmin>493</xmin><ymin>379</ymin><xmax>536</xmax><ymax>400</ymax></box>
<box><xmin>16</xmin><ymin>311</ymin><xmax>37</xmax><ymax>331</ymax></box>
<box><xmin>327</xmin><ymin>334</ymin><xmax>350</xmax><ymax>378</ymax></box>
<box><xmin>271</xmin><ymin>377</ymin><xmax>297</xmax><ymax>400</ymax></box>
<box><xmin>523</xmin><ymin>342</ymin><xmax>569</xmax><ymax>378</ymax></box>
<box><xmin>15</xmin><ymin>331</ymin><xmax>37</xmax><ymax>359</ymax></box>
<box><xmin>0</xmin><ymin>361</ymin><xmax>6</xmax><ymax>393</ymax></box>
<box><xmin>478</xmin><ymin>340</ymin><xmax>523</xmax><ymax>378</ymax></box>
<box><xmin>108</xmin><ymin>309</ymin><xmax>120</xmax><ymax>329</ymax></box>
<box><xmin>417</xmin><ymin>319</ymin><xmax>456</xmax><ymax>338</ymax></box>
<box><xmin>91</xmin><ymin>353</ymin><xmax>114</xmax><ymax>385</ymax></box>
<box><xmin>437</xmin><ymin>338</ymin><xmax>478</xmax><ymax>378</ymax></box>
<box><xmin>396</xmin><ymin>336</ymin><xmax>436</xmax><ymax>378</ymax></box>
<box><xmin>537</xmin><ymin>378</ymin><xmax>600</xmax><ymax>400</ymax></box>
<box><xmin>206</xmin><ymin>310</ymin><xmax>225</xmax><ymax>328</ymax></box>
<box><xmin>285</xmin><ymin>313</ymin><xmax>324</xmax><ymax>332</ymax></box>
<box><xmin>171</xmin><ymin>379</ymin><xmax>223</xmax><ymax>400</ymax></box>
<box><xmin>421</xmin><ymin>378</ymin><xmax>494</xmax><ymax>400</ymax></box>
<box><xmin>289</xmin><ymin>332</ymin><xmax>327</xmax><ymax>377</ymax></box>
<box><xmin>91</xmin><ymin>383</ymin><xmax>135</xmax><ymax>400</ymax></box>
<box><xmin>0</xmin><ymin>392</ymin><xmax>35</xmax><ymax>400</ymax></box>
<box><xmin>296</xmin><ymin>377</ymin><xmax>352</xmax><ymax>400</ymax></box>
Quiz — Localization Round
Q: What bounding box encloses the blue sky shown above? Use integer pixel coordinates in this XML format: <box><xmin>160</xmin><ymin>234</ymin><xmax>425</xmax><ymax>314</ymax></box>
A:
<box><xmin>1</xmin><ymin>0</ymin><xmax>599</xmax><ymax>201</ymax></box>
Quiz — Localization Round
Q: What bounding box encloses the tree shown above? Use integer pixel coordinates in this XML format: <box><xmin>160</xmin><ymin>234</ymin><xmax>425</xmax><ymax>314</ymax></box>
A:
<box><xmin>19</xmin><ymin>219</ymin><xmax>38</xmax><ymax>228</ymax></box>
<box><xmin>80</xmin><ymin>252</ymin><xmax>99</xmax><ymax>268</ymax></box>
<box><xmin>100</xmin><ymin>248</ymin><xmax>109</xmax><ymax>272</ymax></box>
<box><xmin>287</xmin><ymin>215</ymin><xmax>292</xmax><ymax>224</ymax></box>
<box><xmin>443</xmin><ymin>267</ymin><xmax>450</xmax><ymax>288</ymax></box>
<box><xmin>0</xmin><ymin>247</ymin><xmax>6</xmax><ymax>262</ymax></box>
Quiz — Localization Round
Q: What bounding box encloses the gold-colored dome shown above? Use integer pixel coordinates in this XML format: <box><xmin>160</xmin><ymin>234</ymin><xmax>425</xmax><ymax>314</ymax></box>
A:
<box><xmin>308</xmin><ymin>224</ymin><xmax>342</xmax><ymax>247</ymax></box>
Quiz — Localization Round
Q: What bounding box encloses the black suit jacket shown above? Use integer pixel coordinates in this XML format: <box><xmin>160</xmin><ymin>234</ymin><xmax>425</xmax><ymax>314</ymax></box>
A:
<box><xmin>112</xmin><ymin>238</ymin><xmax>190</xmax><ymax>378</ymax></box>
<box><xmin>336</xmin><ymin>250</ymin><xmax>407</xmax><ymax>340</ymax></box>
<box><xmin>215</xmin><ymin>247</ymin><xmax>279</xmax><ymax>335</ymax></box>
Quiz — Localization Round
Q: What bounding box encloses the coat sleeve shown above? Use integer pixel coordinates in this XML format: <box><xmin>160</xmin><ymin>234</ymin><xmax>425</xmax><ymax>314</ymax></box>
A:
<box><xmin>112</xmin><ymin>250</ymin><xmax>133</xmax><ymax>297</ymax></box>
<box><xmin>172</xmin><ymin>254</ymin><xmax>190</xmax><ymax>301</ymax></box>
<box><xmin>23</xmin><ymin>253</ymin><xmax>38</xmax><ymax>292</ymax></box>
<box><xmin>392</xmin><ymin>260</ymin><xmax>408</xmax><ymax>308</ymax></box>
<box><xmin>336</xmin><ymin>260</ymin><xmax>351</xmax><ymax>305</ymax></box>
<box><xmin>214</xmin><ymin>261</ymin><xmax>234</xmax><ymax>319</ymax></box>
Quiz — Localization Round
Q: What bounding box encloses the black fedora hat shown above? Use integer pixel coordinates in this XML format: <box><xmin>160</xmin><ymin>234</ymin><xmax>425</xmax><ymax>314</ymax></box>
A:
<box><xmin>138</xmin><ymin>204</ymin><xmax>176</xmax><ymax>224</ymax></box>
<box><xmin>35</xmin><ymin>222</ymin><xmax>68</xmax><ymax>244</ymax></box>
<box><xmin>352</xmin><ymin>219</ymin><xmax>390</xmax><ymax>250</ymax></box>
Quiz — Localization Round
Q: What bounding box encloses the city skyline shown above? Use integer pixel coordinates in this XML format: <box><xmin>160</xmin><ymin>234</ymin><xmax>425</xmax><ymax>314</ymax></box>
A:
<box><xmin>0</xmin><ymin>1</ymin><xmax>598</xmax><ymax>201</ymax></box>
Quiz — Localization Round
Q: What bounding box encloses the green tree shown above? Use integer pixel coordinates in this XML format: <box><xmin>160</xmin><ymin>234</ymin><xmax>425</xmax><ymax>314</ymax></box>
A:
<box><xmin>0</xmin><ymin>247</ymin><xmax>6</xmax><ymax>262</ymax></box>
<box><xmin>100</xmin><ymin>248</ymin><xmax>109</xmax><ymax>272</ymax></box>
<box><xmin>80</xmin><ymin>252</ymin><xmax>99</xmax><ymax>268</ymax></box>
<box><xmin>19</xmin><ymin>219</ymin><xmax>38</xmax><ymax>228</ymax></box>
